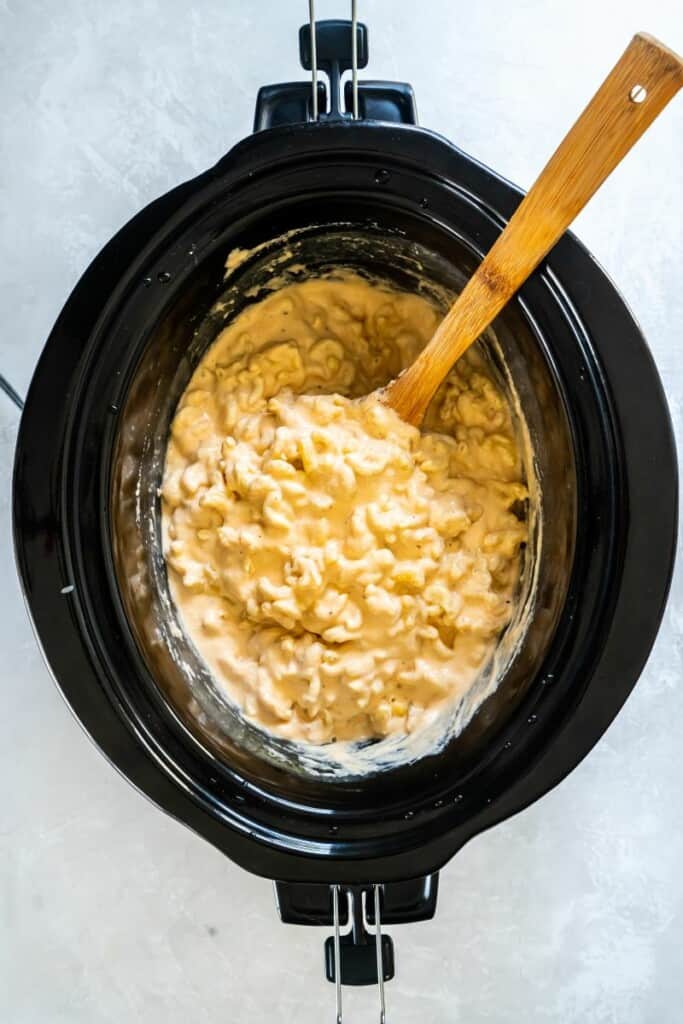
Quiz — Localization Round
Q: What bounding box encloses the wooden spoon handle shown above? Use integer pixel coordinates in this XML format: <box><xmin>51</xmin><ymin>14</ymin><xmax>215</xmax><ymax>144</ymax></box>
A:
<box><xmin>385</xmin><ymin>32</ymin><xmax>683</xmax><ymax>425</ymax></box>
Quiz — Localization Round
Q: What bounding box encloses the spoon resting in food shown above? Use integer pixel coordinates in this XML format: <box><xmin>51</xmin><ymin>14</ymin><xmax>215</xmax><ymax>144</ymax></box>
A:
<box><xmin>161</xmin><ymin>32</ymin><xmax>682</xmax><ymax>752</ymax></box>
<box><xmin>382</xmin><ymin>32</ymin><xmax>683</xmax><ymax>426</ymax></box>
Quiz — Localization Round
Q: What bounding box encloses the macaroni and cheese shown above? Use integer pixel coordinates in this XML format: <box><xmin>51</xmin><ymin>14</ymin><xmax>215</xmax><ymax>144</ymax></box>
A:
<box><xmin>162</xmin><ymin>275</ymin><xmax>527</xmax><ymax>745</ymax></box>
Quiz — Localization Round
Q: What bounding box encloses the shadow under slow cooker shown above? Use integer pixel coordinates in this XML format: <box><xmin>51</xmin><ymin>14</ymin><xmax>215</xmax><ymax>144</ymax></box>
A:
<box><xmin>111</xmin><ymin>218</ymin><xmax>576</xmax><ymax>809</ymax></box>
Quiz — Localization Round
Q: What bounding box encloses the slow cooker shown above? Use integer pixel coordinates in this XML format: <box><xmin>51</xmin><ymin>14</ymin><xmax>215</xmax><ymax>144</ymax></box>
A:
<box><xmin>12</xmin><ymin>11</ymin><xmax>677</xmax><ymax>1011</ymax></box>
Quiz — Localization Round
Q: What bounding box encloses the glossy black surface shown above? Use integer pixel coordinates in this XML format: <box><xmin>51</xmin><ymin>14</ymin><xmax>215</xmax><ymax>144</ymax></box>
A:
<box><xmin>13</xmin><ymin>117</ymin><xmax>677</xmax><ymax>883</ymax></box>
<box><xmin>325</xmin><ymin>934</ymin><xmax>394</xmax><ymax>986</ymax></box>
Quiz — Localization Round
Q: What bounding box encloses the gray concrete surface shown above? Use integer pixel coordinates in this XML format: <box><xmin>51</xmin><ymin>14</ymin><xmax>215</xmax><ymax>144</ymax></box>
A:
<box><xmin>1</xmin><ymin>1</ymin><xmax>682</xmax><ymax>1021</ymax></box>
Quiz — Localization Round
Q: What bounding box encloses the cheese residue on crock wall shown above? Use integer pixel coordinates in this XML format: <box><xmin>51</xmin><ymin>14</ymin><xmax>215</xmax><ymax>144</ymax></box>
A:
<box><xmin>161</xmin><ymin>274</ymin><xmax>529</xmax><ymax>747</ymax></box>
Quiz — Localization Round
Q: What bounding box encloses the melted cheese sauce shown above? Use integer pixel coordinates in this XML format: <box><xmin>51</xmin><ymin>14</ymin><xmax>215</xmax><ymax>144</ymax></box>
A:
<box><xmin>162</xmin><ymin>275</ymin><xmax>527</xmax><ymax>745</ymax></box>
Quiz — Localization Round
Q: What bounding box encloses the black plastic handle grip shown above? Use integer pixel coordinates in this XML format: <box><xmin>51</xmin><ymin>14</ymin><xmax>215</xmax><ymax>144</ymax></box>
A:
<box><xmin>253</xmin><ymin>18</ymin><xmax>417</xmax><ymax>131</ymax></box>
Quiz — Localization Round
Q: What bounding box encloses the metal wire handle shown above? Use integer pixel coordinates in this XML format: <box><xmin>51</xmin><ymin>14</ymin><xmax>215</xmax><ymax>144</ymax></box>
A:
<box><xmin>373</xmin><ymin>885</ymin><xmax>387</xmax><ymax>1024</ymax></box>
<box><xmin>308</xmin><ymin>0</ymin><xmax>360</xmax><ymax>121</ymax></box>
<box><xmin>351</xmin><ymin>0</ymin><xmax>359</xmax><ymax>119</ymax></box>
<box><xmin>308</xmin><ymin>0</ymin><xmax>319</xmax><ymax>120</ymax></box>
<box><xmin>332</xmin><ymin>885</ymin><xmax>342</xmax><ymax>1024</ymax></box>
<box><xmin>0</xmin><ymin>373</ymin><xmax>23</xmax><ymax>411</ymax></box>
<box><xmin>331</xmin><ymin>884</ymin><xmax>386</xmax><ymax>1024</ymax></box>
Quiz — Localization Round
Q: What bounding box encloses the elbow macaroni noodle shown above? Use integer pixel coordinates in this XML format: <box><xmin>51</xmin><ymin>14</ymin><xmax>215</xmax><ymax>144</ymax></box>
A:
<box><xmin>162</xmin><ymin>275</ymin><xmax>528</xmax><ymax>745</ymax></box>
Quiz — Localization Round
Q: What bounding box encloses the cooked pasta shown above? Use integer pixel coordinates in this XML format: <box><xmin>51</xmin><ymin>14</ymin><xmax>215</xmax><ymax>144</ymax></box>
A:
<box><xmin>162</xmin><ymin>274</ymin><xmax>527</xmax><ymax>744</ymax></box>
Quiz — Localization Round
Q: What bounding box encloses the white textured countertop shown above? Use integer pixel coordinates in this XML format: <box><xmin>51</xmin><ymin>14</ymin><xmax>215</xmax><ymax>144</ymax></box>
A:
<box><xmin>1</xmin><ymin>1</ymin><xmax>682</xmax><ymax>1021</ymax></box>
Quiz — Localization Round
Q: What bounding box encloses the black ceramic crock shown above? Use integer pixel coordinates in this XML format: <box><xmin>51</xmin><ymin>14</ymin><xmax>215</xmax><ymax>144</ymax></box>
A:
<box><xmin>12</xmin><ymin>17</ymin><xmax>677</xmax><ymax>985</ymax></box>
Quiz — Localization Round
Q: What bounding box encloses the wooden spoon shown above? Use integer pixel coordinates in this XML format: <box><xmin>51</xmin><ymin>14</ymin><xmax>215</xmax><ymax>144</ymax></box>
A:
<box><xmin>383</xmin><ymin>32</ymin><xmax>683</xmax><ymax>426</ymax></box>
